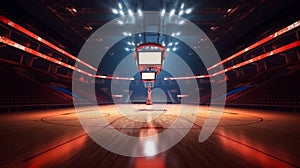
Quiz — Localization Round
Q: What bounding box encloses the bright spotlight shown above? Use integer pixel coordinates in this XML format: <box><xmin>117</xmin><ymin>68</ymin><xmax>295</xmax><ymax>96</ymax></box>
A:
<box><xmin>118</xmin><ymin>3</ymin><xmax>122</xmax><ymax>9</ymax></box>
<box><xmin>118</xmin><ymin>20</ymin><xmax>124</xmax><ymax>25</ymax></box>
<box><xmin>119</xmin><ymin>10</ymin><xmax>125</xmax><ymax>16</ymax></box>
<box><xmin>112</xmin><ymin>8</ymin><xmax>118</xmax><ymax>14</ymax></box>
<box><xmin>170</xmin><ymin>9</ymin><xmax>175</xmax><ymax>16</ymax></box>
<box><xmin>179</xmin><ymin>10</ymin><xmax>184</xmax><ymax>16</ymax></box>
<box><xmin>71</xmin><ymin>8</ymin><xmax>77</xmax><ymax>13</ymax></box>
<box><xmin>181</xmin><ymin>3</ymin><xmax>185</xmax><ymax>9</ymax></box>
<box><xmin>179</xmin><ymin>20</ymin><xmax>185</xmax><ymax>25</ymax></box>
<box><xmin>138</xmin><ymin>9</ymin><xmax>142</xmax><ymax>16</ymax></box>
<box><xmin>128</xmin><ymin>9</ymin><xmax>133</xmax><ymax>16</ymax></box>
<box><xmin>161</xmin><ymin>9</ymin><xmax>166</xmax><ymax>16</ymax></box>
<box><xmin>185</xmin><ymin>8</ymin><xmax>192</xmax><ymax>14</ymax></box>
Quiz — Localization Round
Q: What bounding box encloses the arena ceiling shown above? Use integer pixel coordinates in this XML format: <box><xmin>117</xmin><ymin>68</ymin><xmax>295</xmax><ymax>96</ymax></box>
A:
<box><xmin>2</xmin><ymin>0</ymin><xmax>298</xmax><ymax>54</ymax></box>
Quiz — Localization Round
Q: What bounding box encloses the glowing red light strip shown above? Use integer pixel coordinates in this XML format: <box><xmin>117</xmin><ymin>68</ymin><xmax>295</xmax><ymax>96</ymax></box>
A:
<box><xmin>164</xmin><ymin>41</ymin><xmax>299</xmax><ymax>80</ymax></box>
<box><xmin>164</xmin><ymin>74</ymin><xmax>210</xmax><ymax>80</ymax></box>
<box><xmin>96</xmin><ymin>75</ymin><xmax>134</xmax><ymax>80</ymax></box>
<box><xmin>207</xmin><ymin>20</ymin><xmax>300</xmax><ymax>71</ymax></box>
<box><xmin>0</xmin><ymin>36</ymin><xmax>92</xmax><ymax>75</ymax></box>
<box><xmin>212</xmin><ymin>40</ymin><xmax>300</xmax><ymax>76</ymax></box>
<box><xmin>0</xmin><ymin>15</ymin><xmax>97</xmax><ymax>71</ymax></box>
<box><xmin>0</xmin><ymin>36</ymin><xmax>134</xmax><ymax>80</ymax></box>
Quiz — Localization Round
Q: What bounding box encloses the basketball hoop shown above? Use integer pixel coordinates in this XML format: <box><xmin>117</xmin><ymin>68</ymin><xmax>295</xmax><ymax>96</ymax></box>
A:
<box><xmin>134</xmin><ymin>43</ymin><xmax>166</xmax><ymax>105</ymax></box>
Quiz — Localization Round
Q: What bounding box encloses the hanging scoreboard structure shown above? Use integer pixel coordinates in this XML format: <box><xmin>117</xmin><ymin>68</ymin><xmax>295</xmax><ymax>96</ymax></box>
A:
<box><xmin>134</xmin><ymin>43</ymin><xmax>166</xmax><ymax>105</ymax></box>
<box><xmin>134</xmin><ymin>43</ymin><xmax>166</xmax><ymax>74</ymax></box>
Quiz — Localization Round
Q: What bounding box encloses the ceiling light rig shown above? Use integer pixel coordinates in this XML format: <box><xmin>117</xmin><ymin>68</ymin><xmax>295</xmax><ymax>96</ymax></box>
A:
<box><xmin>125</xmin><ymin>34</ymin><xmax>141</xmax><ymax>52</ymax></box>
<box><xmin>165</xmin><ymin>40</ymin><xmax>180</xmax><ymax>52</ymax></box>
<box><xmin>159</xmin><ymin>2</ymin><xmax>190</xmax><ymax>27</ymax></box>
<box><xmin>122</xmin><ymin>32</ymin><xmax>181</xmax><ymax>52</ymax></box>
<box><xmin>113</xmin><ymin>2</ymin><xmax>144</xmax><ymax>27</ymax></box>
<box><xmin>160</xmin><ymin>2</ymin><xmax>192</xmax><ymax>17</ymax></box>
<box><xmin>112</xmin><ymin>2</ymin><xmax>143</xmax><ymax>18</ymax></box>
<box><xmin>111</xmin><ymin>1</ymin><xmax>187</xmax><ymax>53</ymax></box>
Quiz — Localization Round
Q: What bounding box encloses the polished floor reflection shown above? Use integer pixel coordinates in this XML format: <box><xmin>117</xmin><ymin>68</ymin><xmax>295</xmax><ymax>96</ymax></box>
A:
<box><xmin>0</xmin><ymin>104</ymin><xmax>299</xmax><ymax>168</ymax></box>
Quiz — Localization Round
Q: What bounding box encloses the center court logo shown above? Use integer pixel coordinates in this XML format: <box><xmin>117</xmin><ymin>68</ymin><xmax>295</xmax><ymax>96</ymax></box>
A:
<box><xmin>72</xmin><ymin>11</ymin><xmax>226</xmax><ymax>157</ymax></box>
